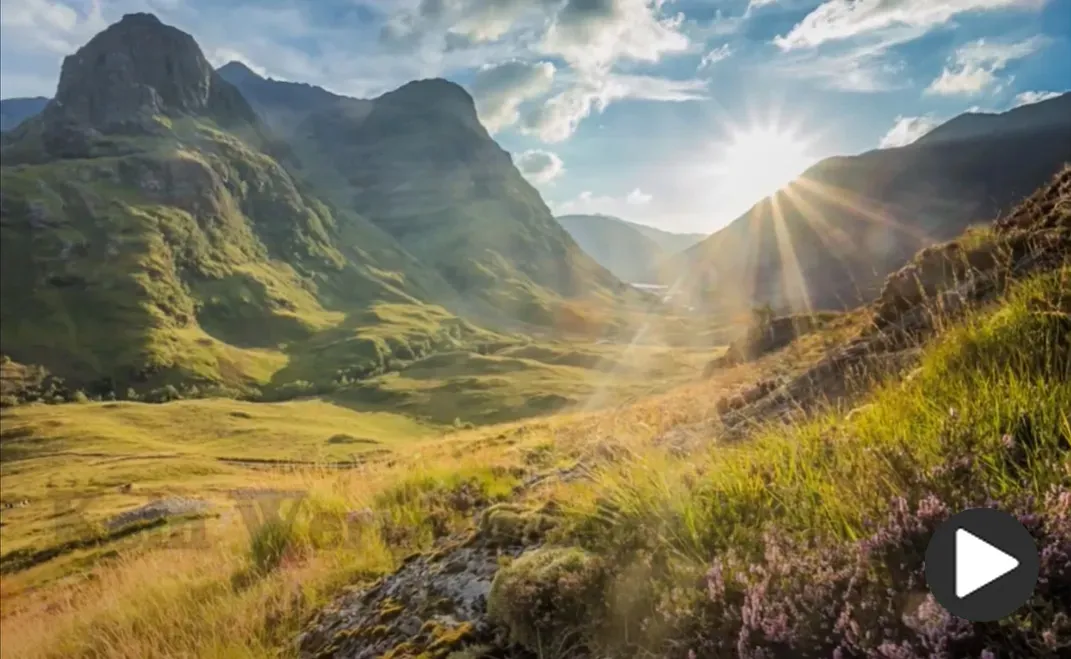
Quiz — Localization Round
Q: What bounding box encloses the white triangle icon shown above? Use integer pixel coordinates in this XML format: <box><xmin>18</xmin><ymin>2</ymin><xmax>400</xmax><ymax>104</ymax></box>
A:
<box><xmin>956</xmin><ymin>528</ymin><xmax>1020</xmax><ymax>598</ymax></box>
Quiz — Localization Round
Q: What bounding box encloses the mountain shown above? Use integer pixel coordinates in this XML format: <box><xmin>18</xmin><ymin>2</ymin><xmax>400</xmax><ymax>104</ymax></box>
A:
<box><xmin>918</xmin><ymin>93</ymin><xmax>1071</xmax><ymax>145</ymax></box>
<box><xmin>231</xmin><ymin>74</ymin><xmax>628</xmax><ymax>324</ymax></box>
<box><xmin>557</xmin><ymin>213</ymin><xmax>706</xmax><ymax>283</ymax></box>
<box><xmin>678</xmin><ymin>92</ymin><xmax>1071</xmax><ymax>316</ymax></box>
<box><xmin>0</xmin><ymin>13</ymin><xmax>632</xmax><ymax>397</ymax></box>
<box><xmin>0</xmin><ymin>97</ymin><xmax>49</xmax><ymax>132</ymax></box>
<box><xmin>625</xmin><ymin>221</ymin><xmax>706</xmax><ymax>254</ymax></box>
<box><xmin>215</xmin><ymin>61</ymin><xmax>345</xmax><ymax>138</ymax></box>
<box><xmin>0</xmin><ymin>14</ymin><xmax>487</xmax><ymax>396</ymax></box>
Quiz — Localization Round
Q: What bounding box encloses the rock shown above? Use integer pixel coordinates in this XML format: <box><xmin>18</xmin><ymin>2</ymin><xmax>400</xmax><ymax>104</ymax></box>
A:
<box><xmin>298</xmin><ymin>538</ymin><xmax>520</xmax><ymax>659</ymax></box>
<box><xmin>44</xmin><ymin>13</ymin><xmax>256</xmax><ymax>135</ymax></box>
<box><xmin>298</xmin><ymin>501</ymin><xmax>564</xmax><ymax>658</ymax></box>
<box><xmin>106</xmin><ymin>497</ymin><xmax>209</xmax><ymax>530</ymax></box>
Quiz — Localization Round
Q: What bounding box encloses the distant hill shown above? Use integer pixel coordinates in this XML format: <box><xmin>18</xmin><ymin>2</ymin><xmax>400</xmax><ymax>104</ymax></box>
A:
<box><xmin>676</xmin><ymin>92</ymin><xmax>1071</xmax><ymax>316</ymax></box>
<box><xmin>557</xmin><ymin>214</ymin><xmax>704</xmax><ymax>283</ymax></box>
<box><xmin>0</xmin><ymin>97</ymin><xmax>49</xmax><ymax>132</ymax></box>
<box><xmin>0</xmin><ymin>13</ymin><xmax>628</xmax><ymax>398</ymax></box>
<box><xmin>216</xmin><ymin>61</ymin><xmax>346</xmax><ymax>138</ymax></box>
<box><xmin>626</xmin><ymin>221</ymin><xmax>706</xmax><ymax>254</ymax></box>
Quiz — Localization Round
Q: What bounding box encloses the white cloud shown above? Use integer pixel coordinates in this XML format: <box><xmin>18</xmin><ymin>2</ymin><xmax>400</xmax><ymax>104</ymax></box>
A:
<box><xmin>926</xmin><ymin>36</ymin><xmax>1046</xmax><ymax>96</ymax></box>
<box><xmin>380</xmin><ymin>0</ymin><xmax>558</xmax><ymax>46</ymax></box>
<box><xmin>767</xmin><ymin>26</ymin><xmax>921</xmax><ymax>92</ymax></box>
<box><xmin>774</xmin><ymin>0</ymin><xmax>1045</xmax><ymax>51</ymax></box>
<box><xmin>451</xmin><ymin>0</ymin><xmax>558</xmax><ymax>42</ymax></box>
<box><xmin>522</xmin><ymin>72</ymin><xmax>707</xmax><ymax>142</ymax></box>
<box><xmin>0</xmin><ymin>0</ymin><xmax>106</xmax><ymax>55</ymax></box>
<box><xmin>540</xmin><ymin>0</ymin><xmax>690</xmax><ymax>73</ymax></box>
<box><xmin>469</xmin><ymin>60</ymin><xmax>556</xmax><ymax>131</ymax></box>
<box><xmin>698</xmin><ymin>43</ymin><xmax>732</xmax><ymax>71</ymax></box>
<box><xmin>879</xmin><ymin>114</ymin><xmax>940</xmax><ymax>147</ymax></box>
<box><xmin>556</xmin><ymin>187</ymin><xmax>655</xmax><ymax>217</ymax></box>
<box><xmin>1011</xmin><ymin>89</ymin><xmax>1063</xmax><ymax>107</ymax></box>
<box><xmin>515</xmin><ymin>149</ymin><xmax>565</xmax><ymax>183</ymax></box>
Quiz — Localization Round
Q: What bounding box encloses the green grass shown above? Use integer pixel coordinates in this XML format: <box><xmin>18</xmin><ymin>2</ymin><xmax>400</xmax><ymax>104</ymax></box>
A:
<box><xmin>2</xmin><ymin>265</ymin><xmax>1064</xmax><ymax>658</ymax></box>
<box><xmin>330</xmin><ymin>342</ymin><xmax>713</xmax><ymax>425</ymax></box>
<box><xmin>514</xmin><ymin>266</ymin><xmax>1071</xmax><ymax>656</ymax></box>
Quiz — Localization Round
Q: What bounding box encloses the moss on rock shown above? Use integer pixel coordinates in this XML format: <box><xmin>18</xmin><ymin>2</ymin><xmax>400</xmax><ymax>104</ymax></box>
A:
<box><xmin>487</xmin><ymin>546</ymin><xmax>606</xmax><ymax>651</ymax></box>
<box><xmin>477</xmin><ymin>502</ymin><xmax>557</xmax><ymax>547</ymax></box>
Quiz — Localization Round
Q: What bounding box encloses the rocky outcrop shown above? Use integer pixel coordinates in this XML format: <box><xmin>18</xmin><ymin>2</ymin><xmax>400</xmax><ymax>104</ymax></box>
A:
<box><xmin>298</xmin><ymin>504</ymin><xmax>559</xmax><ymax>658</ymax></box>
<box><xmin>874</xmin><ymin>167</ymin><xmax>1070</xmax><ymax>328</ymax></box>
<box><xmin>46</xmin><ymin>13</ymin><xmax>255</xmax><ymax>134</ymax></box>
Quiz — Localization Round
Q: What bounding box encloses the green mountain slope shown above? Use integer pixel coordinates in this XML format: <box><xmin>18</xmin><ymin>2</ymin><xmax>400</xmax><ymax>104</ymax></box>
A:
<box><xmin>677</xmin><ymin>92</ymin><xmax>1071</xmax><ymax>316</ymax></box>
<box><xmin>0</xmin><ymin>13</ymin><xmax>487</xmax><ymax>396</ymax></box>
<box><xmin>267</xmin><ymin>77</ymin><xmax>630</xmax><ymax>326</ymax></box>
<box><xmin>215</xmin><ymin>61</ymin><xmax>344</xmax><ymax>139</ymax></box>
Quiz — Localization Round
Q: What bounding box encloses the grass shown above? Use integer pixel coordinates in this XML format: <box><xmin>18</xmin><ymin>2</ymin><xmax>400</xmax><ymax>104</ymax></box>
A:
<box><xmin>332</xmin><ymin>342</ymin><xmax>714</xmax><ymax>425</ymax></box>
<box><xmin>0</xmin><ymin>449</ymin><xmax>526</xmax><ymax>659</ymax></box>
<box><xmin>0</xmin><ymin>216</ymin><xmax>1065</xmax><ymax>657</ymax></box>
<box><xmin>521</xmin><ymin>266</ymin><xmax>1071</xmax><ymax>656</ymax></box>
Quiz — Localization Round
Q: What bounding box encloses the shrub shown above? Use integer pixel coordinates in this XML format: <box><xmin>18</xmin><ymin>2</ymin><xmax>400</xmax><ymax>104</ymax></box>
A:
<box><xmin>488</xmin><ymin>547</ymin><xmax>607</xmax><ymax>654</ymax></box>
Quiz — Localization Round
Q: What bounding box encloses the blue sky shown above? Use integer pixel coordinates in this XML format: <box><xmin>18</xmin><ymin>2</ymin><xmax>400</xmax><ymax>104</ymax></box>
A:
<box><xmin>2</xmin><ymin>0</ymin><xmax>1069</xmax><ymax>233</ymax></box>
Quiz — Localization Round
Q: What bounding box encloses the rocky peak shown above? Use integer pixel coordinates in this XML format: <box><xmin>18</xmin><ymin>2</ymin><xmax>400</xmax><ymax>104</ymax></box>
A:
<box><xmin>373</xmin><ymin>78</ymin><xmax>481</xmax><ymax>128</ymax></box>
<box><xmin>216</xmin><ymin>61</ymin><xmax>263</xmax><ymax>85</ymax></box>
<box><xmin>48</xmin><ymin>13</ymin><xmax>255</xmax><ymax>132</ymax></box>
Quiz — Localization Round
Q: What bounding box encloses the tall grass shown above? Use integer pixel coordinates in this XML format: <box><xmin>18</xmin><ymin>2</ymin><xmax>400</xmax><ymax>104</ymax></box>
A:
<box><xmin>524</xmin><ymin>266</ymin><xmax>1070</xmax><ymax>656</ymax></box>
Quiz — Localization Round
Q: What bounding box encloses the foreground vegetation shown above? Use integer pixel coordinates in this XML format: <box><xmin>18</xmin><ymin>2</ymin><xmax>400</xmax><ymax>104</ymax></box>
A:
<box><xmin>3</xmin><ymin>170</ymin><xmax>1068</xmax><ymax>657</ymax></box>
<box><xmin>1</xmin><ymin>262</ymin><xmax>1066</xmax><ymax>658</ymax></box>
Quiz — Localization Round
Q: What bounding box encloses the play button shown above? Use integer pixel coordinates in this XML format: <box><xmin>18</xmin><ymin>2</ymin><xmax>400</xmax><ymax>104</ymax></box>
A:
<box><xmin>955</xmin><ymin>528</ymin><xmax>1020</xmax><ymax>597</ymax></box>
<box><xmin>926</xmin><ymin>508</ymin><xmax>1039</xmax><ymax>621</ymax></box>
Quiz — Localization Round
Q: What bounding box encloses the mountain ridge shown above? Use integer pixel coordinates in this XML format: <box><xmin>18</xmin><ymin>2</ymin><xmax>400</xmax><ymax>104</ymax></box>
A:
<box><xmin>556</xmin><ymin>213</ymin><xmax>705</xmax><ymax>283</ymax></box>
<box><xmin>677</xmin><ymin>92</ymin><xmax>1071</xmax><ymax>316</ymax></box>
<box><xmin>0</xmin><ymin>13</ymin><xmax>628</xmax><ymax>398</ymax></box>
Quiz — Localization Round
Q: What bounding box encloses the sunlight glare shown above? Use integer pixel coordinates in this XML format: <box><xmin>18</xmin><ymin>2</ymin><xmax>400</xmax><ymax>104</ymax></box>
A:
<box><xmin>711</xmin><ymin>126</ymin><xmax>817</xmax><ymax>207</ymax></box>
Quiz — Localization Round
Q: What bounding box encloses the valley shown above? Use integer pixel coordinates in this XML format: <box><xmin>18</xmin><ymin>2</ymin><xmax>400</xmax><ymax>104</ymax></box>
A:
<box><xmin>0</xmin><ymin>8</ymin><xmax>1069</xmax><ymax>659</ymax></box>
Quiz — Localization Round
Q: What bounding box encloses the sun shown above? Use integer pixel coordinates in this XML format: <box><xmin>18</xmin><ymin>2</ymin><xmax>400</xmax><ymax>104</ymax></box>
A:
<box><xmin>712</xmin><ymin>126</ymin><xmax>817</xmax><ymax>206</ymax></box>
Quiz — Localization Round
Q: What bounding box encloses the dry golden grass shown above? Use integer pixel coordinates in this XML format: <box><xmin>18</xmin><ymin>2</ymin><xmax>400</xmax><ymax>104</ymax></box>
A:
<box><xmin>0</xmin><ymin>348</ymin><xmax>780</xmax><ymax>659</ymax></box>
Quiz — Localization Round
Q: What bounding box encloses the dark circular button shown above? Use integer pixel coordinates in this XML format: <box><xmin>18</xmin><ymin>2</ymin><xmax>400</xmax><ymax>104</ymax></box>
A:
<box><xmin>925</xmin><ymin>508</ymin><xmax>1039</xmax><ymax>621</ymax></box>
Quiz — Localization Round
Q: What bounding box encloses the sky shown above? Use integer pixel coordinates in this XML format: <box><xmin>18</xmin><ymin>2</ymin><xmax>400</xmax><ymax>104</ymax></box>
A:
<box><xmin>2</xmin><ymin>0</ymin><xmax>1070</xmax><ymax>234</ymax></box>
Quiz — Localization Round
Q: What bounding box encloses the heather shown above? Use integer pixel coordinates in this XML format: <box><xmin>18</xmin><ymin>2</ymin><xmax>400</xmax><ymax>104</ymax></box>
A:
<box><xmin>525</xmin><ymin>267</ymin><xmax>1071</xmax><ymax>658</ymax></box>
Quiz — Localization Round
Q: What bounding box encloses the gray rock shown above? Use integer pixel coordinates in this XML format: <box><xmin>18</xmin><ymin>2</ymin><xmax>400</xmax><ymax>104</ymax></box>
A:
<box><xmin>107</xmin><ymin>497</ymin><xmax>209</xmax><ymax>531</ymax></box>
<box><xmin>44</xmin><ymin>13</ymin><xmax>256</xmax><ymax>135</ymax></box>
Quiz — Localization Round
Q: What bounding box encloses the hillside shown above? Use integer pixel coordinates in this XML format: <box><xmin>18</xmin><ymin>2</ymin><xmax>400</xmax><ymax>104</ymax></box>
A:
<box><xmin>0</xmin><ymin>14</ymin><xmax>638</xmax><ymax>399</ymax></box>
<box><xmin>677</xmin><ymin>92</ymin><xmax>1071</xmax><ymax>316</ymax></box>
<box><xmin>556</xmin><ymin>214</ymin><xmax>664</xmax><ymax>282</ymax></box>
<box><xmin>919</xmin><ymin>92</ymin><xmax>1071</xmax><ymax>145</ymax></box>
<box><xmin>557</xmin><ymin>213</ymin><xmax>705</xmax><ymax>282</ymax></box>
<box><xmin>0</xmin><ymin>97</ymin><xmax>49</xmax><ymax>132</ymax></box>
<box><xmin>2</xmin><ymin>169</ymin><xmax>1066</xmax><ymax>659</ymax></box>
<box><xmin>217</xmin><ymin>64</ymin><xmax>629</xmax><ymax>327</ymax></box>
<box><xmin>215</xmin><ymin>61</ymin><xmax>344</xmax><ymax>138</ymax></box>
<box><xmin>0</xmin><ymin>14</ymin><xmax>481</xmax><ymax>396</ymax></box>
<box><xmin>626</xmin><ymin>219</ymin><xmax>706</xmax><ymax>253</ymax></box>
